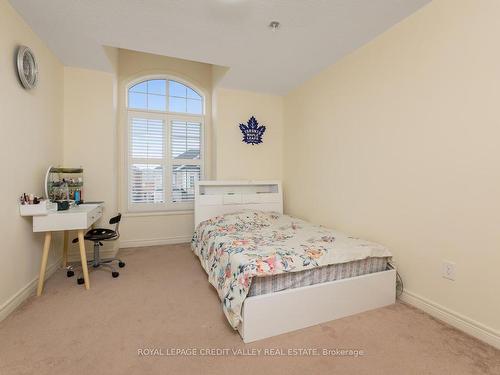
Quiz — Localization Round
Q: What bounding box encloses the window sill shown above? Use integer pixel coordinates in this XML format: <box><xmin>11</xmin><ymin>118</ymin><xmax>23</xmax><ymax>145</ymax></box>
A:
<box><xmin>123</xmin><ymin>210</ymin><xmax>194</xmax><ymax>218</ymax></box>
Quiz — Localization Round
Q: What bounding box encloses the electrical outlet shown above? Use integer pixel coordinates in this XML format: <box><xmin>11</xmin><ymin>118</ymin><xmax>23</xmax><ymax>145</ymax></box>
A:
<box><xmin>442</xmin><ymin>261</ymin><xmax>456</xmax><ymax>281</ymax></box>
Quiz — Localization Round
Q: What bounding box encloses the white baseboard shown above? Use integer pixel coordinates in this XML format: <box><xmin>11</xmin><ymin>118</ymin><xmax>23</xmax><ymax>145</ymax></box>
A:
<box><xmin>119</xmin><ymin>235</ymin><xmax>192</xmax><ymax>248</ymax></box>
<box><xmin>0</xmin><ymin>257</ymin><xmax>62</xmax><ymax>322</ymax></box>
<box><xmin>399</xmin><ymin>290</ymin><xmax>500</xmax><ymax>349</ymax></box>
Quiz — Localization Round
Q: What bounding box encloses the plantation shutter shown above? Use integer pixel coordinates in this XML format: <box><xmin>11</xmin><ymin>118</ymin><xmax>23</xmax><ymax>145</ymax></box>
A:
<box><xmin>126</xmin><ymin>78</ymin><xmax>204</xmax><ymax>211</ymax></box>
<box><xmin>170</xmin><ymin>120</ymin><xmax>202</xmax><ymax>203</ymax></box>
<box><xmin>129</xmin><ymin>117</ymin><xmax>165</xmax><ymax>205</ymax></box>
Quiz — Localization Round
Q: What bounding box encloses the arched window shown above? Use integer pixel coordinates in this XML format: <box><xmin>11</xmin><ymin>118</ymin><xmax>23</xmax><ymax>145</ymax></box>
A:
<box><xmin>128</xmin><ymin>79</ymin><xmax>203</xmax><ymax>114</ymax></box>
<box><xmin>126</xmin><ymin>77</ymin><xmax>204</xmax><ymax>211</ymax></box>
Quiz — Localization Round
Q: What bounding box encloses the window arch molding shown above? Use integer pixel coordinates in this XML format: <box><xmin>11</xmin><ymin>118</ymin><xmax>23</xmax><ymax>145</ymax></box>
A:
<box><xmin>124</xmin><ymin>74</ymin><xmax>206</xmax><ymax>212</ymax></box>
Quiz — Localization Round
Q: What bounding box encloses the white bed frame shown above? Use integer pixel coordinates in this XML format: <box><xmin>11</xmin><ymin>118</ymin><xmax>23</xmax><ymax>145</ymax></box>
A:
<box><xmin>194</xmin><ymin>180</ymin><xmax>396</xmax><ymax>343</ymax></box>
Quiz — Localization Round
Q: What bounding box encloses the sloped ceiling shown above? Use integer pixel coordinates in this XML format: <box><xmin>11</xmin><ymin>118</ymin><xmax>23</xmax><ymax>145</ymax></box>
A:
<box><xmin>9</xmin><ymin>0</ymin><xmax>430</xmax><ymax>94</ymax></box>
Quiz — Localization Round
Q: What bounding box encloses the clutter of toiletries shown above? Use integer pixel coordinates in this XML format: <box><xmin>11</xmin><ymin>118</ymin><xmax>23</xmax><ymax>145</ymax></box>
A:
<box><xmin>19</xmin><ymin>166</ymin><xmax>85</xmax><ymax>216</ymax></box>
<box><xmin>20</xmin><ymin>193</ymin><xmax>41</xmax><ymax>205</ymax></box>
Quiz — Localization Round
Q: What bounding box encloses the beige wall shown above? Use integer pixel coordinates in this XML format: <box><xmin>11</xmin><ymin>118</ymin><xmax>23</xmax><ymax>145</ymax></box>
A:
<box><xmin>284</xmin><ymin>0</ymin><xmax>500</xmax><ymax>336</ymax></box>
<box><xmin>117</xmin><ymin>49</ymin><xmax>214</xmax><ymax>247</ymax></box>
<box><xmin>214</xmin><ymin>88</ymin><xmax>283</xmax><ymax>180</ymax></box>
<box><xmin>59</xmin><ymin>49</ymin><xmax>284</xmax><ymax>249</ymax></box>
<box><xmin>0</xmin><ymin>0</ymin><xmax>63</xmax><ymax>317</ymax></box>
<box><xmin>63</xmin><ymin>67</ymin><xmax>119</xmax><ymax>259</ymax></box>
<box><xmin>2</xmin><ymin>0</ymin><xmax>497</xmax><ymax>348</ymax></box>
<box><xmin>83</xmin><ymin>49</ymin><xmax>285</xmax><ymax>247</ymax></box>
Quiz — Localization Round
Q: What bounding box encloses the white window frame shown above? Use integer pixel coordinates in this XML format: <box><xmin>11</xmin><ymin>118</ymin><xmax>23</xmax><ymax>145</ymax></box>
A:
<box><xmin>125</xmin><ymin>76</ymin><xmax>205</xmax><ymax>213</ymax></box>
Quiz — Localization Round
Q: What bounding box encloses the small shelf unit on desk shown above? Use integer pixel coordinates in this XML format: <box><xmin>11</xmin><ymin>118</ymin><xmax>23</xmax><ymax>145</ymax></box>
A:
<box><xmin>45</xmin><ymin>166</ymin><xmax>84</xmax><ymax>202</ymax></box>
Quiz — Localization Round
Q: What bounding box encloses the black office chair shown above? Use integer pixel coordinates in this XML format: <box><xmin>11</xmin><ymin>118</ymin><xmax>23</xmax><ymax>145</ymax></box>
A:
<box><xmin>69</xmin><ymin>213</ymin><xmax>125</xmax><ymax>283</ymax></box>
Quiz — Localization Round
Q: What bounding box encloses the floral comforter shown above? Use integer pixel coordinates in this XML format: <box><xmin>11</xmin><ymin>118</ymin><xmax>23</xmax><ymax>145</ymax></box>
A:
<box><xmin>191</xmin><ymin>211</ymin><xmax>392</xmax><ymax>328</ymax></box>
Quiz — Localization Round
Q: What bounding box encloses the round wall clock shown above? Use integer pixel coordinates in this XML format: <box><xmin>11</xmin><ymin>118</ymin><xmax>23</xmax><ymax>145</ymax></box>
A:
<box><xmin>16</xmin><ymin>46</ymin><xmax>38</xmax><ymax>90</ymax></box>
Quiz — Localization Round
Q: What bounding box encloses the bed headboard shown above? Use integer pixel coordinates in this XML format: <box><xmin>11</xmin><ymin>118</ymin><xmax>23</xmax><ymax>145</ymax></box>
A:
<box><xmin>194</xmin><ymin>180</ymin><xmax>283</xmax><ymax>227</ymax></box>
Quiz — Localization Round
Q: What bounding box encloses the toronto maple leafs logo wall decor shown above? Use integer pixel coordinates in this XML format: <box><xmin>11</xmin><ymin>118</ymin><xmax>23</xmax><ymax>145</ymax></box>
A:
<box><xmin>239</xmin><ymin>116</ymin><xmax>266</xmax><ymax>145</ymax></box>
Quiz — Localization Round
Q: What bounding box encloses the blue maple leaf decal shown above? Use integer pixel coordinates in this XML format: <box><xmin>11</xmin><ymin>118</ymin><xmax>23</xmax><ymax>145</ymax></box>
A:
<box><xmin>239</xmin><ymin>116</ymin><xmax>266</xmax><ymax>145</ymax></box>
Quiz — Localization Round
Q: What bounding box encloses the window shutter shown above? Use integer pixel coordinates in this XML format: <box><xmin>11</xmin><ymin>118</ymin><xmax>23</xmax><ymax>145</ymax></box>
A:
<box><xmin>171</xmin><ymin>121</ymin><xmax>201</xmax><ymax>159</ymax></box>
<box><xmin>130</xmin><ymin>164</ymin><xmax>164</xmax><ymax>203</ymax></box>
<box><xmin>126</xmin><ymin>78</ymin><xmax>204</xmax><ymax>211</ymax></box>
<box><xmin>130</xmin><ymin>117</ymin><xmax>164</xmax><ymax>159</ymax></box>
<box><xmin>170</xmin><ymin>120</ymin><xmax>201</xmax><ymax>203</ymax></box>
<box><xmin>129</xmin><ymin>117</ymin><xmax>165</xmax><ymax>204</ymax></box>
<box><xmin>171</xmin><ymin>164</ymin><xmax>201</xmax><ymax>202</ymax></box>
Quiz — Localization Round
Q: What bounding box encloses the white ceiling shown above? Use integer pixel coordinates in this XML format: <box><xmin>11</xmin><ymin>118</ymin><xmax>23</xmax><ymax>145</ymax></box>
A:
<box><xmin>9</xmin><ymin>0</ymin><xmax>430</xmax><ymax>94</ymax></box>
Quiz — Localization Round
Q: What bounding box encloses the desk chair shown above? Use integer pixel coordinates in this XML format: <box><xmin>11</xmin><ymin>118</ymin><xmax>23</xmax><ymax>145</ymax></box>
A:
<box><xmin>68</xmin><ymin>213</ymin><xmax>125</xmax><ymax>283</ymax></box>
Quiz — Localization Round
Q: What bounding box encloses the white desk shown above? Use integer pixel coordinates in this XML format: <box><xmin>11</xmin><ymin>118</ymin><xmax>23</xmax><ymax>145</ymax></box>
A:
<box><xmin>33</xmin><ymin>203</ymin><xmax>104</xmax><ymax>295</ymax></box>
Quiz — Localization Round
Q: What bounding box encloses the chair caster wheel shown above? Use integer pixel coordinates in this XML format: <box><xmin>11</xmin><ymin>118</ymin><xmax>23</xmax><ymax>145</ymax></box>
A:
<box><xmin>67</xmin><ymin>270</ymin><xmax>75</xmax><ymax>277</ymax></box>
<box><xmin>77</xmin><ymin>278</ymin><xmax>85</xmax><ymax>285</ymax></box>
<box><xmin>118</xmin><ymin>261</ymin><xmax>125</xmax><ymax>268</ymax></box>
<box><xmin>112</xmin><ymin>271</ymin><xmax>119</xmax><ymax>278</ymax></box>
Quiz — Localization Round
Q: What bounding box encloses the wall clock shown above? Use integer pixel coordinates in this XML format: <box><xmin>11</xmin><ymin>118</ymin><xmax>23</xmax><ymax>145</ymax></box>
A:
<box><xmin>16</xmin><ymin>46</ymin><xmax>38</xmax><ymax>90</ymax></box>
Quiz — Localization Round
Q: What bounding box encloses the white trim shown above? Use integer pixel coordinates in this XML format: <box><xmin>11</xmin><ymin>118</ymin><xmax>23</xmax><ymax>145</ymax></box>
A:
<box><xmin>118</xmin><ymin>73</ymin><xmax>213</xmax><ymax>217</ymax></box>
<box><xmin>399</xmin><ymin>290</ymin><xmax>500</xmax><ymax>349</ymax></box>
<box><xmin>125</xmin><ymin>76</ymin><xmax>206</xmax><ymax>214</ymax></box>
<box><xmin>126</xmin><ymin>113</ymin><xmax>204</xmax><ymax>213</ymax></box>
<box><xmin>119</xmin><ymin>235</ymin><xmax>192</xmax><ymax>248</ymax></box>
<box><xmin>0</xmin><ymin>257</ymin><xmax>62</xmax><ymax>322</ymax></box>
<box><xmin>123</xmin><ymin>210</ymin><xmax>193</xmax><ymax>218</ymax></box>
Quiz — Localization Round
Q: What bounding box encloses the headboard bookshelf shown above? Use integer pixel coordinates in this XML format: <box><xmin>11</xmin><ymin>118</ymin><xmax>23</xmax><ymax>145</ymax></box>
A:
<box><xmin>194</xmin><ymin>180</ymin><xmax>283</xmax><ymax>226</ymax></box>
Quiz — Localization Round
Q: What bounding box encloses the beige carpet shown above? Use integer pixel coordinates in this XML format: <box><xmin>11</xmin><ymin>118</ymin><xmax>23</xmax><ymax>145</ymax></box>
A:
<box><xmin>0</xmin><ymin>244</ymin><xmax>498</xmax><ymax>375</ymax></box>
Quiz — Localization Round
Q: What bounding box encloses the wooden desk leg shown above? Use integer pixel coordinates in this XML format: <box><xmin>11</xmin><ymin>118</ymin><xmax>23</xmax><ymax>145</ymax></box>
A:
<box><xmin>37</xmin><ymin>232</ymin><xmax>52</xmax><ymax>296</ymax></box>
<box><xmin>77</xmin><ymin>230</ymin><xmax>90</xmax><ymax>290</ymax></box>
<box><xmin>62</xmin><ymin>231</ymin><xmax>69</xmax><ymax>268</ymax></box>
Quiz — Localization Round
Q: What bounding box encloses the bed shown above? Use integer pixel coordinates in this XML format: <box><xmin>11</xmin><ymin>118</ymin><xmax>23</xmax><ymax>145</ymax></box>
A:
<box><xmin>193</xmin><ymin>181</ymin><xmax>396</xmax><ymax>342</ymax></box>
